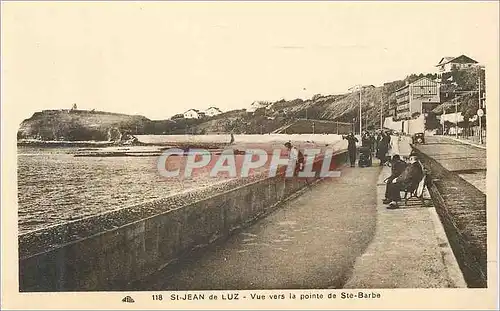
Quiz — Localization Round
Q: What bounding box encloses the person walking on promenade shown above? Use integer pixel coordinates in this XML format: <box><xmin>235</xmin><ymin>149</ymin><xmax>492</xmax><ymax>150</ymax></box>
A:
<box><xmin>343</xmin><ymin>132</ymin><xmax>358</xmax><ymax>167</ymax></box>
<box><xmin>382</xmin><ymin>154</ymin><xmax>407</xmax><ymax>204</ymax></box>
<box><xmin>375</xmin><ymin>131</ymin><xmax>382</xmax><ymax>158</ymax></box>
<box><xmin>377</xmin><ymin>132</ymin><xmax>390</xmax><ymax>166</ymax></box>
<box><xmin>284</xmin><ymin>141</ymin><xmax>305</xmax><ymax>176</ymax></box>
<box><xmin>369</xmin><ymin>132</ymin><xmax>376</xmax><ymax>155</ymax></box>
<box><xmin>385</xmin><ymin>154</ymin><xmax>424</xmax><ymax>209</ymax></box>
<box><xmin>386</xmin><ymin>130</ymin><xmax>392</xmax><ymax>147</ymax></box>
<box><xmin>361</xmin><ymin>131</ymin><xmax>371</xmax><ymax>148</ymax></box>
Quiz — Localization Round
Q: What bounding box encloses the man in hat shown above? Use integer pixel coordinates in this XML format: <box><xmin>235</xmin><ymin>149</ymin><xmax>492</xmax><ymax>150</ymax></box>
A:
<box><xmin>382</xmin><ymin>154</ymin><xmax>407</xmax><ymax>204</ymax></box>
<box><xmin>343</xmin><ymin>132</ymin><xmax>358</xmax><ymax>167</ymax></box>
<box><xmin>385</xmin><ymin>154</ymin><xmax>424</xmax><ymax>209</ymax></box>
<box><xmin>284</xmin><ymin>141</ymin><xmax>305</xmax><ymax>176</ymax></box>
<box><xmin>378</xmin><ymin>131</ymin><xmax>391</xmax><ymax>166</ymax></box>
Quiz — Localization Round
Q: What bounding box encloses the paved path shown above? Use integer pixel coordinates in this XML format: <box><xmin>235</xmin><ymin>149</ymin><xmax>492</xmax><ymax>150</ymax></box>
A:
<box><xmin>146</xmin><ymin>164</ymin><xmax>381</xmax><ymax>290</ymax></box>
<box><xmin>415</xmin><ymin>136</ymin><xmax>486</xmax><ymax>193</ymax></box>
<box><xmin>344</xmin><ymin>165</ymin><xmax>464</xmax><ymax>288</ymax></box>
<box><xmin>141</xmin><ymin>137</ymin><xmax>462</xmax><ymax>290</ymax></box>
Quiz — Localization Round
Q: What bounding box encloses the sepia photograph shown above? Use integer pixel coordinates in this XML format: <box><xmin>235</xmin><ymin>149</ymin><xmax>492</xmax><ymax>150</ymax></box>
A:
<box><xmin>1</xmin><ymin>1</ymin><xmax>499</xmax><ymax>310</ymax></box>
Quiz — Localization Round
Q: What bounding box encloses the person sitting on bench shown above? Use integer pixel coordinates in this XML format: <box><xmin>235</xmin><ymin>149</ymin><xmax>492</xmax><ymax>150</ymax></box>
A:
<box><xmin>385</xmin><ymin>154</ymin><xmax>423</xmax><ymax>209</ymax></box>
<box><xmin>382</xmin><ymin>154</ymin><xmax>407</xmax><ymax>204</ymax></box>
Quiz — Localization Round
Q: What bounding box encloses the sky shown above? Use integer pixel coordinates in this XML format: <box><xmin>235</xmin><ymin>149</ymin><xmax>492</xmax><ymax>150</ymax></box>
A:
<box><xmin>2</xmin><ymin>1</ymin><xmax>498</xmax><ymax>124</ymax></box>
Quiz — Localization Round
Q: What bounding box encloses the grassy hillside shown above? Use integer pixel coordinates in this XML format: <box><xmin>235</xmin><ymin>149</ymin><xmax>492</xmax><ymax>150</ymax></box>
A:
<box><xmin>18</xmin><ymin>110</ymin><xmax>152</xmax><ymax>141</ymax></box>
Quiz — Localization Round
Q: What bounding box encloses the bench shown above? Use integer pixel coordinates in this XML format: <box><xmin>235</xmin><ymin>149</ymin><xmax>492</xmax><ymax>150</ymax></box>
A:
<box><xmin>402</xmin><ymin>160</ymin><xmax>428</xmax><ymax>206</ymax></box>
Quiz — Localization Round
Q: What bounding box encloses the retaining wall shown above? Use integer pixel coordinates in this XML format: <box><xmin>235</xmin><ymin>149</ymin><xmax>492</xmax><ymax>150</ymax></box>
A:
<box><xmin>412</xmin><ymin>146</ymin><xmax>487</xmax><ymax>288</ymax></box>
<box><xmin>19</xmin><ymin>151</ymin><xmax>347</xmax><ymax>291</ymax></box>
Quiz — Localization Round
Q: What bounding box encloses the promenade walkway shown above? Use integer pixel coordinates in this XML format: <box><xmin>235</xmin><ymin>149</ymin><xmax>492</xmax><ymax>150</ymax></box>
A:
<box><xmin>143</xmin><ymin>138</ymin><xmax>463</xmax><ymax>290</ymax></box>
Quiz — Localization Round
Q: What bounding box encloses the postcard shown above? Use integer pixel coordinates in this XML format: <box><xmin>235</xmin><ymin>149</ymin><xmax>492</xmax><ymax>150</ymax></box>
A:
<box><xmin>1</xmin><ymin>1</ymin><xmax>498</xmax><ymax>310</ymax></box>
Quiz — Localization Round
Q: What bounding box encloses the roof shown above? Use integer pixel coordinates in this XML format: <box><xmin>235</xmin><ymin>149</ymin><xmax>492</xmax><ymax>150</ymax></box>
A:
<box><xmin>436</xmin><ymin>56</ymin><xmax>455</xmax><ymax>66</ymax></box>
<box><xmin>206</xmin><ymin>107</ymin><xmax>222</xmax><ymax>111</ymax></box>
<box><xmin>184</xmin><ymin>109</ymin><xmax>200</xmax><ymax>113</ymax></box>
<box><xmin>435</xmin><ymin>55</ymin><xmax>478</xmax><ymax>67</ymax></box>
<box><xmin>411</xmin><ymin>77</ymin><xmax>439</xmax><ymax>86</ymax></box>
<box><xmin>394</xmin><ymin>77</ymin><xmax>438</xmax><ymax>92</ymax></box>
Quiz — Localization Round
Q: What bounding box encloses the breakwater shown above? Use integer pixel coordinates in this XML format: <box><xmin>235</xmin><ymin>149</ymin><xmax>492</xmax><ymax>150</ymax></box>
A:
<box><xmin>19</xmin><ymin>151</ymin><xmax>347</xmax><ymax>291</ymax></box>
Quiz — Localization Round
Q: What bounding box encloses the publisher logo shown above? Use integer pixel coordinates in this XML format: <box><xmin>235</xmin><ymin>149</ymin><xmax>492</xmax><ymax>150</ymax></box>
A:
<box><xmin>122</xmin><ymin>296</ymin><xmax>135</xmax><ymax>303</ymax></box>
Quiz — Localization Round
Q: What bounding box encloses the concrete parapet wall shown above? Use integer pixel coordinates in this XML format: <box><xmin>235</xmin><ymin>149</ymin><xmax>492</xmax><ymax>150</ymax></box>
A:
<box><xmin>19</xmin><ymin>152</ymin><xmax>347</xmax><ymax>291</ymax></box>
<box><xmin>412</xmin><ymin>146</ymin><xmax>487</xmax><ymax>288</ymax></box>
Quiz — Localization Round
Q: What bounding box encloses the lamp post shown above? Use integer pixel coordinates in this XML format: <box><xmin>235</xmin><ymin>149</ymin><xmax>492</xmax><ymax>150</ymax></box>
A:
<box><xmin>359</xmin><ymin>88</ymin><xmax>362</xmax><ymax>134</ymax></box>
<box><xmin>455</xmin><ymin>97</ymin><xmax>458</xmax><ymax>139</ymax></box>
<box><xmin>302</xmin><ymin>87</ymin><xmax>308</xmax><ymax>120</ymax></box>
<box><xmin>380</xmin><ymin>92</ymin><xmax>384</xmax><ymax>130</ymax></box>
<box><xmin>348</xmin><ymin>85</ymin><xmax>363</xmax><ymax>135</ymax></box>
<box><xmin>477</xmin><ymin>66</ymin><xmax>485</xmax><ymax>144</ymax></box>
<box><xmin>478</xmin><ymin>72</ymin><xmax>482</xmax><ymax>143</ymax></box>
<box><xmin>442</xmin><ymin>104</ymin><xmax>445</xmax><ymax>135</ymax></box>
<box><xmin>449</xmin><ymin>86</ymin><xmax>484</xmax><ymax>141</ymax></box>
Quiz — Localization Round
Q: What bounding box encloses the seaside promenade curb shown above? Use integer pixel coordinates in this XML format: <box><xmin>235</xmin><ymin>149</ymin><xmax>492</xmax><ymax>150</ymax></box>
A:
<box><xmin>440</xmin><ymin>135</ymin><xmax>486</xmax><ymax>150</ymax></box>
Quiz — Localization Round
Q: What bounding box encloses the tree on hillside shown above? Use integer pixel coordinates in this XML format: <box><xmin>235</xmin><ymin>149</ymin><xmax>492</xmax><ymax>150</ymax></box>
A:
<box><xmin>383</xmin><ymin>80</ymin><xmax>405</xmax><ymax>95</ymax></box>
<box><xmin>441</xmin><ymin>67</ymin><xmax>485</xmax><ymax>92</ymax></box>
<box><xmin>405</xmin><ymin>73</ymin><xmax>438</xmax><ymax>84</ymax></box>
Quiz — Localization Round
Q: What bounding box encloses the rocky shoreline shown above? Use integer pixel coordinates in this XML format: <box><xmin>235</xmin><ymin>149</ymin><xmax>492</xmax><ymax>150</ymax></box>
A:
<box><xmin>17</xmin><ymin>139</ymin><xmax>230</xmax><ymax>151</ymax></box>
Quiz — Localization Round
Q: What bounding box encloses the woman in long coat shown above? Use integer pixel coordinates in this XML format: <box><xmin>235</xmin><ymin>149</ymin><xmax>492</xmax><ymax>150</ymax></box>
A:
<box><xmin>377</xmin><ymin>132</ymin><xmax>390</xmax><ymax>165</ymax></box>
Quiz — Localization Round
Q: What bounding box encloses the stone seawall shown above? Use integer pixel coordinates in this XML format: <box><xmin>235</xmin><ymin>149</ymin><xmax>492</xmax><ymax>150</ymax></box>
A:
<box><xmin>413</xmin><ymin>146</ymin><xmax>487</xmax><ymax>288</ymax></box>
<box><xmin>19</xmin><ymin>151</ymin><xmax>347</xmax><ymax>291</ymax></box>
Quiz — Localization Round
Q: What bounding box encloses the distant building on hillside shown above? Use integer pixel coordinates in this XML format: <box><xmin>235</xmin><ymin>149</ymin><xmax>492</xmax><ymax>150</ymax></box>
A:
<box><xmin>171</xmin><ymin>113</ymin><xmax>184</xmax><ymax>120</ymax></box>
<box><xmin>247</xmin><ymin>101</ymin><xmax>270</xmax><ymax>113</ymax></box>
<box><xmin>204</xmin><ymin>107</ymin><xmax>222</xmax><ymax>117</ymax></box>
<box><xmin>394</xmin><ymin>77</ymin><xmax>441</xmax><ymax>120</ymax></box>
<box><xmin>183</xmin><ymin>109</ymin><xmax>205</xmax><ymax>119</ymax></box>
<box><xmin>435</xmin><ymin>55</ymin><xmax>479</xmax><ymax>75</ymax></box>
